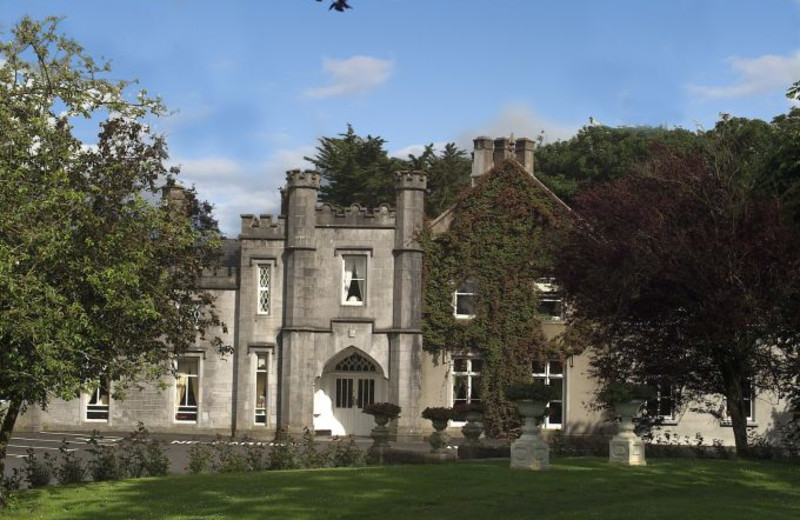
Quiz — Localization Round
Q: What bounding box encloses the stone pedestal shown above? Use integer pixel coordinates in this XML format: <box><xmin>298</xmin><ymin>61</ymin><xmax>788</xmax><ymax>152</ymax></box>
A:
<box><xmin>510</xmin><ymin>399</ymin><xmax>549</xmax><ymax>470</ymax></box>
<box><xmin>609</xmin><ymin>400</ymin><xmax>646</xmax><ymax>466</ymax></box>
<box><xmin>370</xmin><ymin>414</ymin><xmax>391</xmax><ymax>448</ymax></box>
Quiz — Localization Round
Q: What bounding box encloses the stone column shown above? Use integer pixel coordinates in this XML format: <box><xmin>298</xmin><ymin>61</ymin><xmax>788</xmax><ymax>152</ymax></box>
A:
<box><xmin>471</xmin><ymin>136</ymin><xmax>494</xmax><ymax>186</ymax></box>
<box><xmin>514</xmin><ymin>138</ymin><xmax>535</xmax><ymax>176</ymax></box>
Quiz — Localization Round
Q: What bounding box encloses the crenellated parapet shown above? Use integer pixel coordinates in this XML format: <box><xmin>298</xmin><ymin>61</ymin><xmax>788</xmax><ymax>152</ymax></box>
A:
<box><xmin>240</xmin><ymin>213</ymin><xmax>286</xmax><ymax>239</ymax></box>
<box><xmin>286</xmin><ymin>169</ymin><xmax>321</xmax><ymax>189</ymax></box>
<box><xmin>395</xmin><ymin>170</ymin><xmax>427</xmax><ymax>192</ymax></box>
<box><xmin>315</xmin><ymin>202</ymin><xmax>395</xmax><ymax>228</ymax></box>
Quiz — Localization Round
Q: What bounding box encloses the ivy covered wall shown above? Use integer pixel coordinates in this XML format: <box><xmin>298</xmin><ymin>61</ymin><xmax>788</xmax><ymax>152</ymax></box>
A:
<box><xmin>421</xmin><ymin>159</ymin><xmax>570</xmax><ymax>437</ymax></box>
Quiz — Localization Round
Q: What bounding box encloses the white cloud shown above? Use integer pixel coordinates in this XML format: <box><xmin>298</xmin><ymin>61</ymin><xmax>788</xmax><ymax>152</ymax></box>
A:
<box><xmin>390</xmin><ymin>142</ymin><xmax>449</xmax><ymax>160</ymax></box>
<box><xmin>303</xmin><ymin>56</ymin><xmax>394</xmax><ymax>99</ymax></box>
<box><xmin>171</xmin><ymin>146</ymin><xmax>315</xmax><ymax>236</ymax></box>
<box><xmin>458</xmin><ymin>103</ymin><xmax>578</xmax><ymax>147</ymax></box>
<box><xmin>687</xmin><ymin>50</ymin><xmax>800</xmax><ymax>99</ymax></box>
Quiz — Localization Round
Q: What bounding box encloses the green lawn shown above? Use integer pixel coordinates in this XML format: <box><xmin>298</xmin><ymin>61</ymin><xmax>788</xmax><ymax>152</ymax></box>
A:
<box><xmin>3</xmin><ymin>458</ymin><xmax>800</xmax><ymax>519</ymax></box>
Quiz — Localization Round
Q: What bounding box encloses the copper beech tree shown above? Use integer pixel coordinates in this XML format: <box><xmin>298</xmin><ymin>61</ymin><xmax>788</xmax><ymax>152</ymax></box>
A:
<box><xmin>555</xmin><ymin>144</ymin><xmax>800</xmax><ymax>455</ymax></box>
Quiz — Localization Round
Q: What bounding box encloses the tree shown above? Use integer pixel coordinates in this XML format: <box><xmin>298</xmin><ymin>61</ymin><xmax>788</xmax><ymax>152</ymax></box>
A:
<box><xmin>536</xmin><ymin>124</ymin><xmax>702</xmax><ymax>201</ymax></box>
<box><xmin>305</xmin><ymin>124</ymin><xmax>405</xmax><ymax>209</ymax></box>
<box><xmin>555</xmin><ymin>140</ymin><xmax>800</xmax><ymax>455</ymax></box>
<box><xmin>406</xmin><ymin>142</ymin><xmax>471</xmax><ymax>217</ymax></box>
<box><xmin>0</xmin><ymin>17</ymin><xmax>226</xmax><ymax>500</ymax></box>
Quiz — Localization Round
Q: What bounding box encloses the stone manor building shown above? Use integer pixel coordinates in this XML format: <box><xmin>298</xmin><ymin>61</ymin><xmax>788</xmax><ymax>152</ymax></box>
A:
<box><xmin>16</xmin><ymin>137</ymin><xmax>791</xmax><ymax>446</ymax></box>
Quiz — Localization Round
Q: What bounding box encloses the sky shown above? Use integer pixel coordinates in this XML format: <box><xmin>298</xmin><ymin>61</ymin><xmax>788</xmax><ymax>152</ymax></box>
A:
<box><xmin>2</xmin><ymin>0</ymin><xmax>799</xmax><ymax>235</ymax></box>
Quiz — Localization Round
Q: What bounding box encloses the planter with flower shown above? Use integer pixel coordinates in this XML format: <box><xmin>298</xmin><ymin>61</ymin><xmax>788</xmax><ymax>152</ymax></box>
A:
<box><xmin>599</xmin><ymin>382</ymin><xmax>656</xmax><ymax>466</ymax></box>
<box><xmin>504</xmin><ymin>380</ymin><xmax>557</xmax><ymax>470</ymax></box>
<box><xmin>362</xmin><ymin>402</ymin><xmax>401</xmax><ymax>448</ymax></box>
<box><xmin>422</xmin><ymin>407</ymin><xmax>454</xmax><ymax>453</ymax></box>
<box><xmin>453</xmin><ymin>402</ymin><xmax>484</xmax><ymax>444</ymax></box>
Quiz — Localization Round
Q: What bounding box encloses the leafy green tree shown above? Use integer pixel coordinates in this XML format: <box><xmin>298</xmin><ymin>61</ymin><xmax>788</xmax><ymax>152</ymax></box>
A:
<box><xmin>305</xmin><ymin>125</ymin><xmax>404</xmax><ymax>209</ymax></box>
<box><xmin>536</xmin><ymin>125</ymin><xmax>702</xmax><ymax>201</ymax></box>
<box><xmin>407</xmin><ymin>142</ymin><xmax>471</xmax><ymax>217</ymax></box>
<box><xmin>0</xmin><ymin>17</ymin><xmax>226</xmax><ymax>500</ymax></box>
<box><xmin>555</xmin><ymin>139</ymin><xmax>800</xmax><ymax>455</ymax></box>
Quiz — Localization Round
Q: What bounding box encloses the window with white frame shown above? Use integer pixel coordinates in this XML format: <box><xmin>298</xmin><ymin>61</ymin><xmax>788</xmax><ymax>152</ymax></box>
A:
<box><xmin>86</xmin><ymin>379</ymin><xmax>110</xmax><ymax>421</ymax></box>
<box><xmin>645</xmin><ymin>383</ymin><xmax>678</xmax><ymax>422</ymax></box>
<box><xmin>452</xmin><ymin>356</ymin><xmax>482</xmax><ymax>406</ymax></box>
<box><xmin>453</xmin><ymin>280</ymin><xmax>476</xmax><ymax>319</ymax></box>
<box><xmin>536</xmin><ymin>279</ymin><xmax>564</xmax><ymax>320</ymax></box>
<box><xmin>532</xmin><ymin>359</ymin><xmax>565</xmax><ymax>429</ymax></box>
<box><xmin>723</xmin><ymin>380</ymin><xmax>755</xmax><ymax>424</ymax></box>
<box><xmin>175</xmin><ymin>358</ymin><xmax>200</xmax><ymax>422</ymax></box>
<box><xmin>342</xmin><ymin>255</ymin><xmax>367</xmax><ymax>305</ymax></box>
<box><xmin>255</xmin><ymin>353</ymin><xmax>268</xmax><ymax>424</ymax></box>
<box><xmin>257</xmin><ymin>264</ymin><xmax>271</xmax><ymax>314</ymax></box>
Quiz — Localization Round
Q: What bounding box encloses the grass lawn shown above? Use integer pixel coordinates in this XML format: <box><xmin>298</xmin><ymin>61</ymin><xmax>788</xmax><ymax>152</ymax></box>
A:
<box><xmin>2</xmin><ymin>457</ymin><xmax>799</xmax><ymax>519</ymax></box>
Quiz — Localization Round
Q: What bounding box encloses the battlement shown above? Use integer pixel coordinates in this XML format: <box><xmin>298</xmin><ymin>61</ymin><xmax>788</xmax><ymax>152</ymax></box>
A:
<box><xmin>315</xmin><ymin>203</ymin><xmax>396</xmax><ymax>228</ymax></box>
<box><xmin>240</xmin><ymin>213</ymin><xmax>287</xmax><ymax>239</ymax></box>
<box><xmin>286</xmin><ymin>169</ymin><xmax>321</xmax><ymax>189</ymax></box>
<box><xmin>395</xmin><ymin>170</ymin><xmax>427</xmax><ymax>191</ymax></box>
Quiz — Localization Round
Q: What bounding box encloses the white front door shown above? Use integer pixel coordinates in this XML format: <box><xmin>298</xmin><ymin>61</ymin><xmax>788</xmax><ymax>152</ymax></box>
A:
<box><xmin>317</xmin><ymin>350</ymin><xmax>385</xmax><ymax>436</ymax></box>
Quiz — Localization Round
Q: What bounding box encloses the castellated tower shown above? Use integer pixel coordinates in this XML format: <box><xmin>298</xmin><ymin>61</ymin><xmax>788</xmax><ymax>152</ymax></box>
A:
<box><xmin>390</xmin><ymin>171</ymin><xmax>427</xmax><ymax>436</ymax></box>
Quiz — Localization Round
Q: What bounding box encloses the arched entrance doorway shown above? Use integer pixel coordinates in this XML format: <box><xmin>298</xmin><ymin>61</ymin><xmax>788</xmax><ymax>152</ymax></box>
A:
<box><xmin>315</xmin><ymin>349</ymin><xmax>386</xmax><ymax>436</ymax></box>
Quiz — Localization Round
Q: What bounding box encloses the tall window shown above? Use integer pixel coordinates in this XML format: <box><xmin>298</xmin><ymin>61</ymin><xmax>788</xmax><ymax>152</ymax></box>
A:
<box><xmin>342</xmin><ymin>255</ymin><xmax>367</xmax><ymax>305</ymax></box>
<box><xmin>175</xmin><ymin>358</ymin><xmax>199</xmax><ymax>422</ymax></box>
<box><xmin>257</xmin><ymin>265</ymin><xmax>271</xmax><ymax>314</ymax></box>
<box><xmin>536</xmin><ymin>279</ymin><xmax>564</xmax><ymax>320</ymax></box>
<box><xmin>453</xmin><ymin>356</ymin><xmax>482</xmax><ymax>406</ymax></box>
<box><xmin>453</xmin><ymin>280</ymin><xmax>476</xmax><ymax>319</ymax></box>
<box><xmin>724</xmin><ymin>380</ymin><xmax>755</xmax><ymax>424</ymax></box>
<box><xmin>333</xmin><ymin>352</ymin><xmax>377</xmax><ymax>409</ymax></box>
<box><xmin>255</xmin><ymin>354</ymin><xmax>267</xmax><ymax>424</ymax></box>
<box><xmin>532</xmin><ymin>360</ymin><xmax>564</xmax><ymax>429</ymax></box>
<box><xmin>86</xmin><ymin>379</ymin><xmax>110</xmax><ymax>421</ymax></box>
<box><xmin>646</xmin><ymin>383</ymin><xmax>678</xmax><ymax>422</ymax></box>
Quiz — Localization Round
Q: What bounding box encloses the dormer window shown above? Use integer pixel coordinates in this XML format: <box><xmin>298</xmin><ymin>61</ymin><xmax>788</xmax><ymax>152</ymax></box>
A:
<box><xmin>454</xmin><ymin>280</ymin><xmax>476</xmax><ymax>319</ymax></box>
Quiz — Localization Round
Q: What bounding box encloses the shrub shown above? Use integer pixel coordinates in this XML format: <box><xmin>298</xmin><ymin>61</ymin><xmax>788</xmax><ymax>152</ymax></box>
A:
<box><xmin>504</xmin><ymin>380</ymin><xmax>559</xmax><ymax>402</ymax></box>
<box><xmin>598</xmin><ymin>382</ymin><xmax>656</xmax><ymax>405</ymax></box>
<box><xmin>22</xmin><ymin>448</ymin><xmax>53</xmax><ymax>488</ymax></box>
<box><xmin>86</xmin><ymin>431</ymin><xmax>123</xmax><ymax>481</ymax></box>
<box><xmin>268</xmin><ymin>437</ymin><xmax>300</xmax><ymax>470</ymax></box>
<box><xmin>118</xmin><ymin>423</ymin><xmax>169</xmax><ymax>477</ymax></box>
<box><xmin>55</xmin><ymin>440</ymin><xmax>85</xmax><ymax>485</ymax></box>
<box><xmin>299</xmin><ymin>427</ymin><xmax>329</xmax><ymax>469</ymax></box>
<box><xmin>327</xmin><ymin>436</ymin><xmax>365</xmax><ymax>467</ymax></box>
<box><xmin>187</xmin><ymin>442</ymin><xmax>214</xmax><ymax>474</ymax></box>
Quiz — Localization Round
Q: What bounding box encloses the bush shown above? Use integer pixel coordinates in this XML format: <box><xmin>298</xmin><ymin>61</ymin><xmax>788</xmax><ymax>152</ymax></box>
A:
<box><xmin>422</xmin><ymin>407</ymin><xmax>454</xmax><ymax>422</ymax></box>
<box><xmin>267</xmin><ymin>438</ymin><xmax>300</xmax><ymax>470</ymax></box>
<box><xmin>362</xmin><ymin>402</ymin><xmax>401</xmax><ymax>419</ymax></box>
<box><xmin>118</xmin><ymin>423</ymin><xmax>169</xmax><ymax>477</ymax></box>
<box><xmin>22</xmin><ymin>448</ymin><xmax>53</xmax><ymax>488</ymax></box>
<box><xmin>187</xmin><ymin>442</ymin><xmax>214</xmax><ymax>474</ymax></box>
<box><xmin>299</xmin><ymin>428</ymin><xmax>329</xmax><ymax>469</ymax></box>
<box><xmin>86</xmin><ymin>432</ymin><xmax>123</xmax><ymax>481</ymax></box>
<box><xmin>55</xmin><ymin>440</ymin><xmax>85</xmax><ymax>485</ymax></box>
<box><xmin>327</xmin><ymin>436</ymin><xmax>365</xmax><ymax>467</ymax></box>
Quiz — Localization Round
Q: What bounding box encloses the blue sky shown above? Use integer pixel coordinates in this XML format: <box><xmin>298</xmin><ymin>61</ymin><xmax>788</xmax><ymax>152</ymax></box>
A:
<box><xmin>2</xmin><ymin>0</ymin><xmax>799</xmax><ymax>235</ymax></box>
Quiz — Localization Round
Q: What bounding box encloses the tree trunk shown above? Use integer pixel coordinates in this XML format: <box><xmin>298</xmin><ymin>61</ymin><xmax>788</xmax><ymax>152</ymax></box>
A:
<box><xmin>0</xmin><ymin>399</ymin><xmax>21</xmax><ymax>507</ymax></box>
<box><xmin>723</xmin><ymin>377</ymin><xmax>750</xmax><ymax>457</ymax></box>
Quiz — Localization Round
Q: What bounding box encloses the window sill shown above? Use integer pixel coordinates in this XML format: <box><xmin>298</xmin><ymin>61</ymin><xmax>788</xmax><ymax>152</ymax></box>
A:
<box><xmin>453</xmin><ymin>315</ymin><xmax>475</xmax><ymax>320</ymax></box>
<box><xmin>720</xmin><ymin>421</ymin><xmax>758</xmax><ymax>428</ymax></box>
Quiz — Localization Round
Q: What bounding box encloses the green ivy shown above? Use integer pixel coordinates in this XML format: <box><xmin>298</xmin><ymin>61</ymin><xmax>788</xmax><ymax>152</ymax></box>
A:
<box><xmin>421</xmin><ymin>160</ymin><xmax>569</xmax><ymax>437</ymax></box>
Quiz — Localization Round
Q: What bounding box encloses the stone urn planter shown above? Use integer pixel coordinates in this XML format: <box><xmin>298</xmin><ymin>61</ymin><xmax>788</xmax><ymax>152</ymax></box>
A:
<box><xmin>362</xmin><ymin>402</ymin><xmax>401</xmax><ymax>450</ymax></box>
<box><xmin>510</xmin><ymin>398</ymin><xmax>550</xmax><ymax>470</ymax></box>
<box><xmin>461</xmin><ymin>410</ymin><xmax>484</xmax><ymax>445</ymax></box>
<box><xmin>422</xmin><ymin>407</ymin><xmax>453</xmax><ymax>454</ymax></box>
<box><xmin>600</xmin><ymin>382</ymin><xmax>655</xmax><ymax>466</ymax></box>
<box><xmin>608</xmin><ymin>399</ymin><xmax>646</xmax><ymax>465</ymax></box>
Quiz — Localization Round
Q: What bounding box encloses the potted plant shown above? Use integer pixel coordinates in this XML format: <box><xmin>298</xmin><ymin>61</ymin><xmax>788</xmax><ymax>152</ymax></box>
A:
<box><xmin>421</xmin><ymin>407</ymin><xmax>454</xmax><ymax>453</ymax></box>
<box><xmin>362</xmin><ymin>402</ymin><xmax>401</xmax><ymax>450</ymax></box>
<box><xmin>453</xmin><ymin>402</ymin><xmax>484</xmax><ymax>444</ymax></box>
<box><xmin>600</xmin><ymin>382</ymin><xmax>655</xmax><ymax>466</ymax></box>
